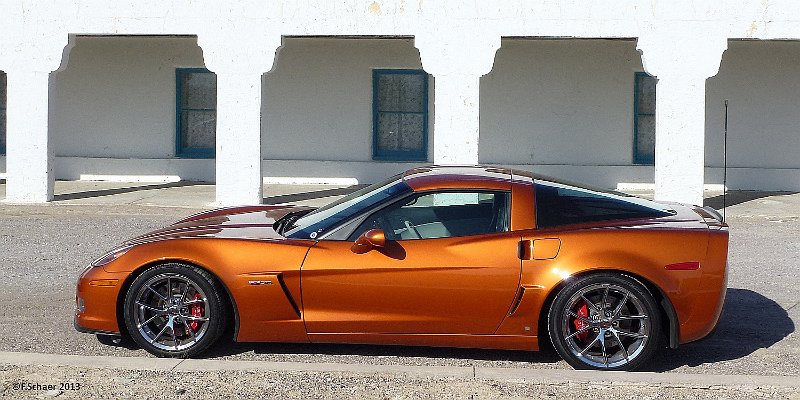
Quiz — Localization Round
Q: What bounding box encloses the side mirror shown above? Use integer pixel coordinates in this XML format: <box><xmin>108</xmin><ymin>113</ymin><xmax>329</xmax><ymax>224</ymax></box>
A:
<box><xmin>351</xmin><ymin>228</ymin><xmax>386</xmax><ymax>254</ymax></box>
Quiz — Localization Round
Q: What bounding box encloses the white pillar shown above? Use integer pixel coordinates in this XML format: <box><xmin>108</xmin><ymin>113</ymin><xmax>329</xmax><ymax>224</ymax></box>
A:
<box><xmin>652</xmin><ymin>76</ymin><xmax>708</xmax><ymax>205</ymax></box>
<box><xmin>5</xmin><ymin>70</ymin><xmax>54</xmax><ymax>203</ymax></box>
<box><xmin>214</xmin><ymin>71</ymin><xmax>264</xmax><ymax>206</ymax></box>
<box><xmin>416</xmin><ymin>32</ymin><xmax>500</xmax><ymax>165</ymax></box>
<box><xmin>199</xmin><ymin>33</ymin><xmax>281</xmax><ymax>206</ymax></box>
<box><xmin>638</xmin><ymin>29</ymin><xmax>728</xmax><ymax>205</ymax></box>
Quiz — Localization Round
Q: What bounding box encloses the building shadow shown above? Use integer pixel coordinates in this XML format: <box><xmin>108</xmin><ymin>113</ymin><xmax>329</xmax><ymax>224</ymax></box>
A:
<box><xmin>53</xmin><ymin>181</ymin><xmax>212</xmax><ymax>201</ymax></box>
<box><xmin>644</xmin><ymin>288</ymin><xmax>794</xmax><ymax>372</ymax></box>
<box><xmin>263</xmin><ymin>185</ymin><xmax>367</xmax><ymax>205</ymax></box>
<box><xmin>704</xmin><ymin>191</ymin><xmax>797</xmax><ymax>209</ymax></box>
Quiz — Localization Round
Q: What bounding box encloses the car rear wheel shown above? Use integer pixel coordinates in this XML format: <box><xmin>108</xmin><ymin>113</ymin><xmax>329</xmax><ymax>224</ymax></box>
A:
<box><xmin>548</xmin><ymin>273</ymin><xmax>662</xmax><ymax>371</ymax></box>
<box><xmin>123</xmin><ymin>263</ymin><xmax>227</xmax><ymax>358</ymax></box>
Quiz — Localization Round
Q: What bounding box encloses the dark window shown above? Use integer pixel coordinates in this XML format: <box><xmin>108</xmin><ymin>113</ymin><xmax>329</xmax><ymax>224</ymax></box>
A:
<box><xmin>634</xmin><ymin>72</ymin><xmax>656</xmax><ymax>165</ymax></box>
<box><xmin>372</xmin><ymin>69</ymin><xmax>429</xmax><ymax>161</ymax></box>
<box><xmin>0</xmin><ymin>71</ymin><xmax>6</xmax><ymax>155</ymax></box>
<box><xmin>176</xmin><ymin>68</ymin><xmax>216</xmax><ymax>158</ymax></box>
<box><xmin>534</xmin><ymin>180</ymin><xmax>674</xmax><ymax>228</ymax></box>
<box><xmin>351</xmin><ymin>191</ymin><xmax>510</xmax><ymax>241</ymax></box>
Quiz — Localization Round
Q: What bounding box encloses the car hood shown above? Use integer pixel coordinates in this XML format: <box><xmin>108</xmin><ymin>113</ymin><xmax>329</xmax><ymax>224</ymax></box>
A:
<box><xmin>125</xmin><ymin>205</ymin><xmax>315</xmax><ymax>245</ymax></box>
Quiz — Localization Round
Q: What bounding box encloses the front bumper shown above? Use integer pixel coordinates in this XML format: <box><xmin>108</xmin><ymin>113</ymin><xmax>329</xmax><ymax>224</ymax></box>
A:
<box><xmin>74</xmin><ymin>265</ymin><xmax>128</xmax><ymax>335</ymax></box>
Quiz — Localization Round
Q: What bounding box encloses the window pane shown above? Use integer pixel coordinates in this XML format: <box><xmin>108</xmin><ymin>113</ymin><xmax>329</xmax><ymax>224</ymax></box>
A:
<box><xmin>377</xmin><ymin>112</ymin><xmax>425</xmax><ymax>153</ymax></box>
<box><xmin>377</xmin><ymin>113</ymin><xmax>400</xmax><ymax>150</ymax></box>
<box><xmin>0</xmin><ymin>109</ymin><xmax>5</xmax><ymax>151</ymax></box>
<box><xmin>377</xmin><ymin>73</ymin><xmax>425</xmax><ymax>113</ymax></box>
<box><xmin>0</xmin><ymin>72</ymin><xmax>6</xmax><ymax>108</ymax></box>
<box><xmin>636</xmin><ymin>115</ymin><xmax>655</xmax><ymax>162</ymax></box>
<box><xmin>637</xmin><ymin>74</ymin><xmax>656</xmax><ymax>114</ymax></box>
<box><xmin>181</xmin><ymin>110</ymin><xmax>216</xmax><ymax>149</ymax></box>
<box><xmin>181</xmin><ymin>72</ymin><xmax>216</xmax><ymax>109</ymax></box>
<box><xmin>352</xmin><ymin>191</ymin><xmax>510</xmax><ymax>241</ymax></box>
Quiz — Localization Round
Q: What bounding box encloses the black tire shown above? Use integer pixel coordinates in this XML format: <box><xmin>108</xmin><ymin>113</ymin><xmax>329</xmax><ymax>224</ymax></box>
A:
<box><xmin>123</xmin><ymin>263</ymin><xmax>228</xmax><ymax>358</ymax></box>
<box><xmin>547</xmin><ymin>273</ymin><xmax>662</xmax><ymax>371</ymax></box>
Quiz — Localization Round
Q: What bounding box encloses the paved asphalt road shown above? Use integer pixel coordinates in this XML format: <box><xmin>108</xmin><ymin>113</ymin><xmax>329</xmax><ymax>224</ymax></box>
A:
<box><xmin>0</xmin><ymin>188</ymin><xmax>798</xmax><ymax>397</ymax></box>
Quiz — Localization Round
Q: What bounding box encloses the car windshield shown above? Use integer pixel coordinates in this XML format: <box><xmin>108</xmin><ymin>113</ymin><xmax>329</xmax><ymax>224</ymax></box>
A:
<box><xmin>284</xmin><ymin>174</ymin><xmax>411</xmax><ymax>239</ymax></box>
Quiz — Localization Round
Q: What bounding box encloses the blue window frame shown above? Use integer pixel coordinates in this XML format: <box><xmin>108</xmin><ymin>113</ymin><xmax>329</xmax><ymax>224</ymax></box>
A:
<box><xmin>372</xmin><ymin>69</ymin><xmax>429</xmax><ymax>161</ymax></box>
<box><xmin>0</xmin><ymin>71</ymin><xmax>6</xmax><ymax>155</ymax></box>
<box><xmin>633</xmin><ymin>72</ymin><xmax>656</xmax><ymax>165</ymax></box>
<box><xmin>176</xmin><ymin>68</ymin><xmax>216</xmax><ymax>158</ymax></box>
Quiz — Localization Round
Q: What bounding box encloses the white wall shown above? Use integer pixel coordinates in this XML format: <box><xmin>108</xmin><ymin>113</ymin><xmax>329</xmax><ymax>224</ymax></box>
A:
<box><xmin>262</xmin><ymin>37</ymin><xmax>432</xmax><ymax>163</ymax></box>
<box><xmin>705</xmin><ymin>40</ymin><xmax>800</xmax><ymax>190</ymax></box>
<box><xmin>51</xmin><ymin>36</ymin><xmax>205</xmax><ymax>159</ymax></box>
<box><xmin>479</xmin><ymin>39</ymin><xmax>651</xmax><ymax>187</ymax></box>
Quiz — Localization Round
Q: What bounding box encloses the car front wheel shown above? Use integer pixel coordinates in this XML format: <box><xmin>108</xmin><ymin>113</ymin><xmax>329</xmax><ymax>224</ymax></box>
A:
<box><xmin>123</xmin><ymin>263</ymin><xmax>228</xmax><ymax>358</ymax></box>
<box><xmin>548</xmin><ymin>273</ymin><xmax>662</xmax><ymax>370</ymax></box>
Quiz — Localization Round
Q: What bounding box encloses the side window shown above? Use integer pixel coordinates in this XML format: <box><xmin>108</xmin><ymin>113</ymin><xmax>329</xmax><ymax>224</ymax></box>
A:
<box><xmin>350</xmin><ymin>191</ymin><xmax>510</xmax><ymax>241</ymax></box>
<box><xmin>176</xmin><ymin>68</ymin><xmax>216</xmax><ymax>158</ymax></box>
<box><xmin>534</xmin><ymin>180</ymin><xmax>673</xmax><ymax>228</ymax></box>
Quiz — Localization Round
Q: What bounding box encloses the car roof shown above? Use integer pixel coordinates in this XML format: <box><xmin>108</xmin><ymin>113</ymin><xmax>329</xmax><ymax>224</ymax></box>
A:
<box><xmin>401</xmin><ymin>165</ymin><xmax>515</xmax><ymax>191</ymax></box>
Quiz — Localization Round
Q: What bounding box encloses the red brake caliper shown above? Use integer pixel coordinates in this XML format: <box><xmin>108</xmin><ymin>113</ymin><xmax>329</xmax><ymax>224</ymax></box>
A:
<box><xmin>188</xmin><ymin>293</ymin><xmax>203</xmax><ymax>331</ymax></box>
<box><xmin>573</xmin><ymin>302</ymin><xmax>589</xmax><ymax>341</ymax></box>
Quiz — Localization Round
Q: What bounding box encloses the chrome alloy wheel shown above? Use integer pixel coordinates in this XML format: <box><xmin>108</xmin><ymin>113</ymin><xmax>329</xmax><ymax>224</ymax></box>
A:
<box><xmin>133</xmin><ymin>273</ymin><xmax>210</xmax><ymax>351</ymax></box>
<box><xmin>561</xmin><ymin>283</ymin><xmax>651</xmax><ymax>369</ymax></box>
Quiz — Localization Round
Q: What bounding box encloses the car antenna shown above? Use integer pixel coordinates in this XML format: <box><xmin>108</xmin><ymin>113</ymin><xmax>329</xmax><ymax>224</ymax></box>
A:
<box><xmin>723</xmin><ymin>99</ymin><xmax>729</xmax><ymax>223</ymax></box>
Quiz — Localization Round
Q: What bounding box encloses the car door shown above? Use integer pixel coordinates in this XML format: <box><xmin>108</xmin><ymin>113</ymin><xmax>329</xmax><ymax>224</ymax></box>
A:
<box><xmin>301</xmin><ymin>190</ymin><xmax>522</xmax><ymax>335</ymax></box>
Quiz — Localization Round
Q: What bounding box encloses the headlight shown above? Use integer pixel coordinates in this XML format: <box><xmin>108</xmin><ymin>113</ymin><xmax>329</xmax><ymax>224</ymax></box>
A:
<box><xmin>90</xmin><ymin>245</ymin><xmax>133</xmax><ymax>267</ymax></box>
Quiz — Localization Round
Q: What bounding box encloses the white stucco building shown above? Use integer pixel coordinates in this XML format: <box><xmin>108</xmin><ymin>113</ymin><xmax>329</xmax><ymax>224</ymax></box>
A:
<box><xmin>1</xmin><ymin>1</ymin><xmax>799</xmax><ymax>206</ymax></box>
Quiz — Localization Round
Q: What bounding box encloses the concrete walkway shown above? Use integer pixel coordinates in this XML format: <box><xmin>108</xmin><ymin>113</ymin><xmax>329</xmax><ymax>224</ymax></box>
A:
<box><xmin>0</xmin><ymin>351</ymin><xmax>797</xmax><ymax>389</ymax></box>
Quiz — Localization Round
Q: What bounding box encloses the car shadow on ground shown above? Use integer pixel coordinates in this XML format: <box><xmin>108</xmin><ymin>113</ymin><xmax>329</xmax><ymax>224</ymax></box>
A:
<box><xmin>644</xmin><ymin>288</ymin><xmax>794</xmax><ymax>372</ymax></box>
<box><xmin>205</xmin><ymin>337</ymin><xmax>562</xmax><ymax>365</ymax></box>
<box><xmin>99</xmin><ymin>288</ymin><xmax>792</xmax><ymax>370</ymax></box>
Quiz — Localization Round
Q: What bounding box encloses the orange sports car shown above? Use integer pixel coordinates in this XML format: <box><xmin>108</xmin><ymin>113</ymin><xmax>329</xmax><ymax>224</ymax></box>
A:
<box><xmin>75</xmin><ymin>166</ymin><xmax>729</xmax><ymax>370</ymax></box>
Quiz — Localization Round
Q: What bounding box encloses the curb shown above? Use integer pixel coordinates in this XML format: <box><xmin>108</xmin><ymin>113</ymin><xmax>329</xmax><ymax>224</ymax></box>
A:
<box><xmin>1</xmin><ymin>351</ymin><xmax>798</xmax><ymax>388</ymax></box>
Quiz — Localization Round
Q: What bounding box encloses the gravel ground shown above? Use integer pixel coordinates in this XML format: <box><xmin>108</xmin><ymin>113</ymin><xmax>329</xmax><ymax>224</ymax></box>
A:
<box><xmin>0</xmin><ymin>191</ymin><xmax>798</xmax><ymax>392</ymax></box>
<box><xmin>1</xmin><ymin>365</ymin><xmax>798</xmax><ymax>400</ymax></box>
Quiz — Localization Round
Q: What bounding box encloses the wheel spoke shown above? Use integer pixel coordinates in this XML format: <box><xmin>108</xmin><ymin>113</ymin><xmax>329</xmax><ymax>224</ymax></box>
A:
<box><xmin>615</xmin><ymin>329</ymin><xmax>647</xmax><ymax>339</ymax></box>
<box><xmin>581</xmin><ymin>294</ymin><xmax>601</xmax><ymax>314</ymax></box>
<box><xmin>180</xmin><ymin>282</ymin><xmax>190</xmax><ymax>303</ymax></box>
<box><xmin>617</xmin><ymin>315</ymin><xmax>648</xmax><ymax>321</ymax></box>
<box><xmin>136</xmin><ymin>301</ymin><xmax>166</xmax><ymax>314</ymax></box>
<box><xmin>137</xmin><ymin>313</ymin><xmax>160</xmax><ymax>329</ymax></box>
<box><xmin>599</xmin><ymin>331</ymin><xmax>608</xmax><ymax>367</ymax></box>
<box><xmin>568</xmin><ymin>310</ymin><xmax>594</xmax><ymax>326</ymax></box>
<box><xmin>184</xmin><ymin>315</ymin><xmax>209</xmax><ymax>322</ymax></box>
<box><xmin>171</xmin><ymin>321</ymin><xmax>179</xmax><ymax>349</ymax></box>
<box><xmin>601</xmin><ymin>286</ymin><xmax>610</xmax><ymax>313</ymax></box>
<box><xmin>611</xmin><ymin>330</ymin><xmax>630</xmax><ymax>362</ymax></box>
<box><xmin>181</xmin><ymin>319</ymin><xmax>198</xmax><ymax>343</ymax></box>
<box><xmin>612</xmin><ymin>292</ymin><xmax>629</xmax><ymax>318</ymax></box>
<box><xmin>564</xmin><ymin>325</ymin><xmax>591</xmax><ymax>341</ymax></box>
<box><xmin>146</xmin><ymin>285</ymin><xmax>167</xmax><ymax>301</ymax></box>
<box><xmin>183</xmin><ymin>299</ymin><xmax>206</xmax><ymax>306</ymax></box>
<box><xmin>150</xmin><ymin>318</ymin><xmax>171</xmax><ymax>344</ymax></box>
<box><xmin>578</xmin><ymin>333</ymin><xmax>600</xmax><ymax>356</ymax></box>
